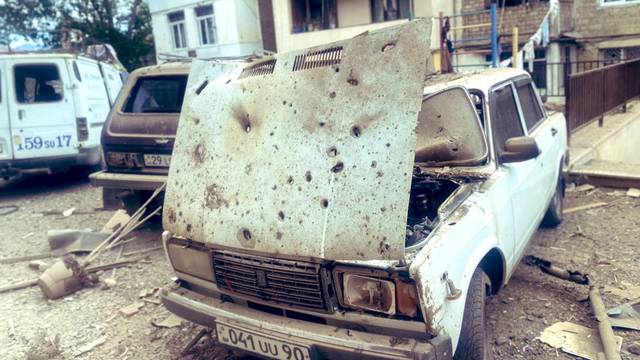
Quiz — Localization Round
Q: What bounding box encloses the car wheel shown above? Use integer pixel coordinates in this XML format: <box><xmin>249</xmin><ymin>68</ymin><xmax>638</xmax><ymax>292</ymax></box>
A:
<box><xmin>542</xmin><ymin>174</ymin><xmax>564</xmax><ymax>227</ymax></box>
<box><xmin>454</xmin><ymin>268</ymin><xmax>492</xmax><ymax>360</ymax></box>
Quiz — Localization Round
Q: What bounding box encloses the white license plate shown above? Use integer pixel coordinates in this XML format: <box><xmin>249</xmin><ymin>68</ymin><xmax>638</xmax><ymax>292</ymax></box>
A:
<box><xmin>216</xmin><ymin>324</ymin><xmax>311</xmax><ymax>360</ymax></box>
<box><xmin>143</xmin><ymin>154</ymin><xmax>171</xmax><ymax>167</ymax></box>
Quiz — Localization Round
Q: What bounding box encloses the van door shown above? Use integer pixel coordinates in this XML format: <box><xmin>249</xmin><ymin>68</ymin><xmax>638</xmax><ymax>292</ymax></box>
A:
<box><xmin>74</xmin><ymin>59</ymin><xmax>111</xmax><ymax>147</ymax></box>
<box><xmin>99</xmin><ymin>63</ymin><xmax>124</xmax><ymax>105</ymax></box>
<box><xmin>0</xmin><ymin>63</ymin><xmax>13</xmax><ymax>161</ymax></box>
<box><xmin>7</xmin><ymin>58</ymin><xmax>77</xmax><ymax>159</ymax></box>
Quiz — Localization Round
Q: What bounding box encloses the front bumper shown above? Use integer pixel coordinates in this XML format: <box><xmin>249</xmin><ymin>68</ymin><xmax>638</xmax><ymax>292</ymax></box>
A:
<box><xmin>161</xmin><ymin>286</ymin><xmax>452</xmax><ymax>360</ymax></box>
<box><xmin>89</xmin><ymin>170</ymin><xmax>166</xmax><ymax>190</ymax></box>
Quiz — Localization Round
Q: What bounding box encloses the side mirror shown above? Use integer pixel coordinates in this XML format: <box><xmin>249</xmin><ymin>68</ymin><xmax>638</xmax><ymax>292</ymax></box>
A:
<box><xmin>500</xmin><ymin>136</ymin><xmax>540</xmax><ymax>163</ymax></box>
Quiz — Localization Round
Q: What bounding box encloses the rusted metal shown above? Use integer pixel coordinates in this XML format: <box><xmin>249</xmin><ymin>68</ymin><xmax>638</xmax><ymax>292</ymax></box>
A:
<box><xmin>568</xmin><ymin>59</ymin><xmax>640</xmax><ymax>132</ymax></box>
<box><xmin>524</xmin><ymin>255</ymin><xmax>590</xmax><ymax>285</ymax></box>
<box><xmin>590</xmin><ymin>286</ymin><xmax>623</xmax><ymax>360</ymax></box>
<box><xmin>164</xmin><ymin>20</ymin><xmax>431</xmax><ymax>261</ymax></box>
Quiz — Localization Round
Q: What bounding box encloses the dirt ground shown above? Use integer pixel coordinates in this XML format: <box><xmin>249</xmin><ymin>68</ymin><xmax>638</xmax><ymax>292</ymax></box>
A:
<box><xmin>1</xmin><ymin>171</ymin><xmax>639</xmax><ymax>359</ymax></box>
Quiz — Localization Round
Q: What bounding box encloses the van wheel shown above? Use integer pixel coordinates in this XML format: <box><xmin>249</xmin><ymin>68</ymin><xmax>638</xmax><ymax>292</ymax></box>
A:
<box><xmin>542</xmin><ymin>174</ymin><xmax>564</xmax><ymax>227</ymax></box>
<box><xmin>454</xmin><ymin>268</ymin><xmax>492</xmax><ymax>360</ymax></box>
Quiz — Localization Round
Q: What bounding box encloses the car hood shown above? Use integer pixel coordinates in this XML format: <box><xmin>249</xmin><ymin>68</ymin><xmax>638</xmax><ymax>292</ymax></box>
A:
<box><xmin>163</xmin><ymin>20</ymin><xmax>431</xmax><ymax>261</ymax></box>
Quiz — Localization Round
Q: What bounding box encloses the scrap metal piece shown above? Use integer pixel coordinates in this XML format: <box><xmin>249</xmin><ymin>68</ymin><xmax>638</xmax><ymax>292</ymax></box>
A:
<box><xmin>590</xmin><ymin>286</ymin><xmax>623</xmax><ymax>360</ymax></box>
<box><xmin>607</xmin><ymin>298</ymin><xmax>640</xmax><ymax>331</ymax></box>
<box><xmin>539</xmin><ymin>321</ymin><xmax>622</xmax><ymax>360</ymax></box>
<box><xmin>524</xmin><ymin>255</ymin><xmax>590</xmax><ymax>285</ymax></box>
<box><xmin>47</xmin><ymin>229</ymin><xmax>110</xmax><ymax>256</ymax></box>
<box><xmin>164</xmin><ymin>20</ymin><xmax>432</xmax><ymax>261</ymax></box>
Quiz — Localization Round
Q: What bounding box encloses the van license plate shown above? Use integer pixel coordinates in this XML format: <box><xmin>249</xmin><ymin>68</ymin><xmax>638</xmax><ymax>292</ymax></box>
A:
<box><xmin>216</xmin><ymin>324</ymin><xmax>311</xmax><ymax>360</ymax></box>
<box><xmin>143</xmin><ymin>154</ymin><xmax>171</xmax><ymax>167</ymax></box>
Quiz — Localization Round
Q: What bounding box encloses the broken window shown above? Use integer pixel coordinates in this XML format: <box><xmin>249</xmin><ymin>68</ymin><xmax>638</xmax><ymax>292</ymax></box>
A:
<box><xmin>415</xmin><ymin>87</ymin><xmax>488</xmax><ymax>166</ymax></box>
<box><xmin>490</xmin><ymin>84</ymin><xmax>524</xmax><ymax>155</ymax></box>
<box><xmin>122</xmin><ymin>76</ymin><xmax>188</xmax><ymax>114</ymax></box>
<box><xmin>14</xmin><ymin>64</ymin><xmax>63</xmax><ymax>104</ymax></box>
<box><xmin>290</xmin><ymin>0</ymin><xmax>337</xmax><ymax>33</ymax></box>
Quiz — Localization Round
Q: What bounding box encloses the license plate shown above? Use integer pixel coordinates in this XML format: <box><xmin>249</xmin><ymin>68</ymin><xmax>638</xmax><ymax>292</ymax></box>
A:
<box><xmin>143</xmin><ymin>154</ymin><xmax>171</xmax><ymax>167</ymax></box>
<box><xmin>216</xmin><ymin>324</ymin><xmax>311</xmax><ymax>360</ymax></box>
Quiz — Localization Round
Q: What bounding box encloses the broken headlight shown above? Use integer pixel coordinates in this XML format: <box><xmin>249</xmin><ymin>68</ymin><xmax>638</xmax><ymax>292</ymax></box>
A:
<box><xmin>343</xmin><ymin>274</ymin><xmax>396</xmax><ymax>315</ymax></box>
<box><xmin>335</xmin><ymin>267</ymin><xmax>420</xmax><ymax>317</ymax></box>
<box><xmin>164</xmin><ymin>236</ymin><xmax>214</xmax><ymax>282</ymax></box>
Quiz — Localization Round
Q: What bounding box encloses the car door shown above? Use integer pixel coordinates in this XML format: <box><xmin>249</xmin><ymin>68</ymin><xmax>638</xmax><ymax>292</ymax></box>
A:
<box><xmin>489</xmin><ymin>81</ymin><xmax>547</xmax><ymax>258</ymax></box>
<box><xmin>0</xmin><ymin>63</ymin><xmax>13</xmax><ymax>161</ymax></box>
<box><xmin>7</xmin><ymin>58</ymin><xmax>77</xmax><ymax>159</ymax></box>
<box><xmin>514</xmin><ymin>78</ymin><xmax>557</xmax><ymax>202</ymax></box>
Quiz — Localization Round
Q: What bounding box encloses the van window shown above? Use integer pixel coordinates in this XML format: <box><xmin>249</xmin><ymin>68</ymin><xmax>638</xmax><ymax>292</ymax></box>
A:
<box><xmin>14</xmin><ymin>64</ymin><xmax>64</xmax><ymax>104</ymax></box>
<box><xmin>122</xmin><ymin>75</ymin><xmax>187</xmax><ymax>113</ymax></box>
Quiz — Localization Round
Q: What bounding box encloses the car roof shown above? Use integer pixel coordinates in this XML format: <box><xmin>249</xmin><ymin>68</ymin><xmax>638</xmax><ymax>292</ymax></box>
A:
<box><xmin>131</xmin><ymin>62</ymin><xmax>191</xmax><ymax>77</ymax></box>
<box><xmin>423</xmin><ymin>67</ymin><xmax>530</xmax><ymax>95</ymax></box>
<box><xmin>0</xmin><ymin>52</ymin><xmax>96</xmax><ymax>62</ymax></box>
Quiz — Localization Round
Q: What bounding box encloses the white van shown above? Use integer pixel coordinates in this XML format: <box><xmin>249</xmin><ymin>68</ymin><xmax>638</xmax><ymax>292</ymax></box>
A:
<box><xmin>0</xmin><ymin>53</ymin><xmax>124</xmax><ymax>178</ymax></box>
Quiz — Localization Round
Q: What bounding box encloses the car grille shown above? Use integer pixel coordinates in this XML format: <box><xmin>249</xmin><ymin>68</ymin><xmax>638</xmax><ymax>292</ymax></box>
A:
<box><xmin>212</xmin><ymin>250</ymin><xmax>327</xmax><ymax>311</ymax></box>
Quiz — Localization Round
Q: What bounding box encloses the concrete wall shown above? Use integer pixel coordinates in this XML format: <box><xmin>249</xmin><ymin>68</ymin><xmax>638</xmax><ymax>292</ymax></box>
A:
<box><xmin>150</xmin><ymin>0</ymin><xmax>263</xmax><ymax>63</ymax></box>
<box><xmin>272</xmin><ymin>0</ymin><xmax>435</xmax><ymax>53</ymax></box>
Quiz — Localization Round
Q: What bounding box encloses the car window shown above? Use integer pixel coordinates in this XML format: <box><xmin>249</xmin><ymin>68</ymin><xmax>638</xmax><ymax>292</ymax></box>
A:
<box><xmin>516</xmin><ymin>82</ymin><xmax>544</xmax><ymax>130</ymax></box>
<box><xmin>122</xmin><ymin>75</ymin><xmax>187</xmax><ymax>113</ymax></box>
<box><xmin>14</xmin><ymin>64</ymin><xmax>64</xmax><ymax>104</ymax></box>
<box><xmin>415</xmin><ymin>87</ymin><xmax>488</xmax><ymax>166</ymax></box>
<box><xmin>490</xmin><ymin>84</ymin><xmax>524</xmax><ymax>155</ymax></box>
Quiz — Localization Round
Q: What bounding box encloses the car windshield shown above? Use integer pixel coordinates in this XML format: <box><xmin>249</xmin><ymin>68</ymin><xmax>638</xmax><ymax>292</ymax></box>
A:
<box><xmin>414</xmin><ymin>87</ymin><xmax>488</xmax><ymax>166</ymax></box>
<box><xmin>122</xmin><ymin>75</ymin><xmax>187</xmax><ymax>113</ymax></box>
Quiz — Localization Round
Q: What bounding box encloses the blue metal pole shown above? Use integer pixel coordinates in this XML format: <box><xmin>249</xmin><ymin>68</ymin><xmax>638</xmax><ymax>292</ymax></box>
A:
<box><xmin>490</xmin><ymin>3</ymin><xmax>498</xmax><ymax>68</ymax></box>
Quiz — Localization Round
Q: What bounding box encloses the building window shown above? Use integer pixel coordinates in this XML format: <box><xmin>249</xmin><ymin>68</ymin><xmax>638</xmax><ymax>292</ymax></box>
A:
<box><xmin>601</xmin><ymin>0</ymin><xmax>640</xmax><ymax>6</ymax></box>
<box><xmin>371</xmin><ymin>0</ymin><xmax>412</xmax><ymax>22</ymax></box>
<box><xmin>168</xmin><ymin>11</ymin><xmax>187</xmax><ymax>49</ymax></box>
<box><xmin>290</xmin><ymin>0</ymin><xmax>413</xmax><ymax>33</ymax></box>
<box><xmin>626</xmin><ymin>46</ymin><xmax>640</xmax><ymax>60</ymax></box>
<box><xmin>291</xmin><ymin>0</ymin><xmax>337</xmax><ymax>33</ymax></box>
<box><xmin>601</xmin><ymin>48</ymin><xmax>622</xmax><ymax>65</ymax></box>
<box><xmin>195</xmin><ymin>4</ymin><xmax>217</xmax><ymax>45</ymax></box>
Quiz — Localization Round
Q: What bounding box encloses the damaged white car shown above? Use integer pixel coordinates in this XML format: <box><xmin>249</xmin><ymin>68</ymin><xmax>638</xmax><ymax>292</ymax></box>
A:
<box><xmin>160</xmin><ymin>20</ymin><xmax>568</xmax><ymax>360</ymax></box>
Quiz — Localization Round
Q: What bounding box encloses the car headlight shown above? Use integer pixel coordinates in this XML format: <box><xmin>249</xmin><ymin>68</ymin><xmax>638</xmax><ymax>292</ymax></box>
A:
<box><xmin>165</xmin><ymin>238</ymin><xmax>214</xmax><ymax>281</ymax></box>
<box><xmin>106</xmin><ymin>151</ymin><xmax>143</xmax><ymax>167</ymax></box>
<box><xmin>343</xmin><ymin>274</ymin><xmax>397</xmax><ymax>315</ymax></box>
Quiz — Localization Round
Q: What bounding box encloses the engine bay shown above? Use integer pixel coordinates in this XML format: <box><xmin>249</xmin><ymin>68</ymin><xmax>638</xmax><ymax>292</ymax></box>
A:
<box><xmin>405</xmin><ymin>169</ymin><xmax>460</xmax><ymax>247</ymax></box>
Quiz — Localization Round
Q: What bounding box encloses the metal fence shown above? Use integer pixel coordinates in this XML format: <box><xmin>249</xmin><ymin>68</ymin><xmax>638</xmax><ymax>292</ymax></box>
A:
<box><xmin>453</xmin><ymin>60</ymin><xmax>623</xmax><ymax>100</ymax></box>
<box><xmin>567</xmin><ymin>59</ymin><xmax>640</xmax><ymax>131</ymax></box>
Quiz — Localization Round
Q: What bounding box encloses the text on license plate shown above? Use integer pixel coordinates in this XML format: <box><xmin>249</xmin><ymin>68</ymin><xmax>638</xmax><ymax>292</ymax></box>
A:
<box><xmin>143</xmin><ymin>154</ymin><xmax>171</xmax><ymax>167</ymax></box>
<box><xmin>216</xmin><ymin>324</ymin><xmax>311</xmax><ymax>360</ymax></box>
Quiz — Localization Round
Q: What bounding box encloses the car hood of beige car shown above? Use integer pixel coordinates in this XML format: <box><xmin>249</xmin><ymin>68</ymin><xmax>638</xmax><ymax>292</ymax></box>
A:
<box><xmin>163</xmin><ymin>20</ymin><xmax>432</xmax><ymax>261</ymax></box>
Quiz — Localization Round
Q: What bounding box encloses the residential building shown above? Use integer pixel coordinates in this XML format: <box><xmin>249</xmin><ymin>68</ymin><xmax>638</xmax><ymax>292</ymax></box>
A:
<box><xmin>269</xmin><ymin>0</ymin><xmax>442</xmax><ymax>57</ymax></box>
<box><xmin>148</xmin><ymin>0</ymin><xmax>273</xmax><ymax>63</ymax></box>
<box><xmin>448</xmin><ymin>0</ymin><xmax>640</xmax><ymax>103</ymax></box>
<box><xmin>571</xmin><ymin>0</ymin><xmax>640</xmax><ymax>63</ymax></box>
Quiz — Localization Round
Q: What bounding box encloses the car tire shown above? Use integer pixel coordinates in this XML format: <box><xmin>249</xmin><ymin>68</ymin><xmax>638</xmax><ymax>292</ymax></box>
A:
<box><xmin>454</xmin><ymin>268</ymin><xmax>492</xmax><ymax>360</ymax></box>
<box><xmin>542</xmin><ymin>174</ymin><xmax>564</xmax><ymax>227</ymax></box>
